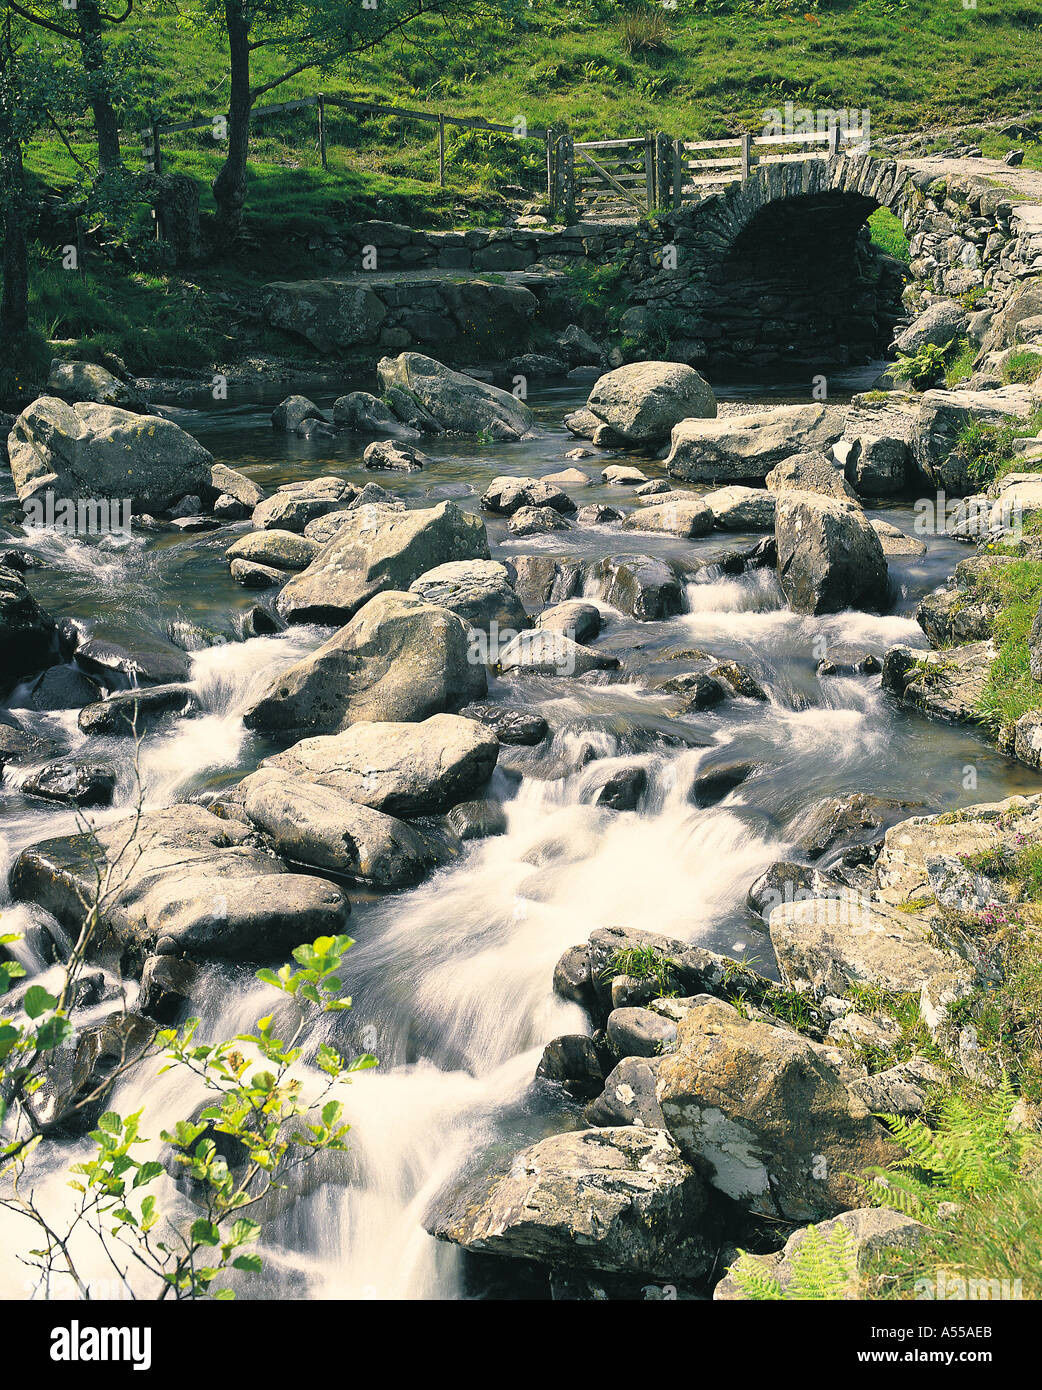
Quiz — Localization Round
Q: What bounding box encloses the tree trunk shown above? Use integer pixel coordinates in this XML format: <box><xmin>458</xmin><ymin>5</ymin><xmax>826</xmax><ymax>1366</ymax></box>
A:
<box><xmin>79</xmin><ymin>1</ymin><xmax>121</xmax><ymax>172</ymax></box>
<box><xmin>0</xmin><ymin>51</ymin><xmax>28</xmax><ymax>336</ymax></box>
<box><xmin>211</xmin><ymin>0</ymin><xmax>252</xmax><ymax>238</ymax></box>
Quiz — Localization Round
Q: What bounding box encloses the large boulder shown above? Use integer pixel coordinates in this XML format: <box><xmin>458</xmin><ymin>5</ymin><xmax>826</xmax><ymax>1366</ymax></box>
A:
<box><xmin>913</xmin><ymin>387</ymin><xmax>1034</xmax><ymax>494</ymax></box>
<box><xmin>47</xmin><ymin>360</ymin><xmax>148</xmax><ymax>413</ymax></box>
<box><xmin>239</xmin><ymin>770</ymin><xmax>451</xmax><ymax>888</ymax></box>
<box><xmin>894</xmin><ymin>300</ymin><xmax>968</xmax><ymax>355</ymax></box>
<box><xmin>426</xmin><ymin>1126</ymin><xmax>714</xmax><ymax>1280</ymax></box>
<box><xmin>8</xmin><ymin>397</ymin><xmax>213</xmax><ymax>513</ymax></box>
<box><xmin>376</xmin><ymin>352</ymin><xmax>535</xmax><ymax>440</ymax></box>
<box><xmin>408</xmin><ymin>559</ymin><xmax>528</xmax><ymax>634</ymax></box>
<box><xmin>261</xmin><ymin>279</ymin><xmax>386</xmax><ymax>353</ymax></box>
<box><xmin>768</xmin><ymin>889</ymin><xmax>974</xmax><ymax>1022</ymax></box>
<box><xmin>665</xmin><ymin>405</ymin><xmax>845</xmax><ymax>483</ymax></box>
<box><xmin>656</xmin><ymin>997</ymin><xmax>898</xmax><ymax>1221</ymax></box>
<box><xmin>586</xmin><ymin>362</ymin><xmax>716</xmax><ymax>446</ymax></box>
<box><xmin>9</xmin><ymin>804</ymin><xmax>348</xmax><ymax>960</ymax></box>
<box><xmin>587</xmin><ymin>554</ymin><xmax>683</xmax><ymax>621</ymax></box>
<box><xmin>765</xmin><ymin>450</ymin><xmax>857</xmax><ymax>500</ymax></box>
<box><xmin>275</xmin><ymin>501</ymin><xmax>490</xmax><ymax>625</ymax></box>
<box><xmin>243</xmin><ymin>590</ymin><xmax>487</xmax><ymax>736</ymax></box>
<box><xmin>775</xmin><ymin>494</ymin><xmax>889</xmax><ymax>615</ymax></box>
<box><xmin>253</xmin><ymin>712</ymin><xmax>498</xmax><ymax>816</ymax></box>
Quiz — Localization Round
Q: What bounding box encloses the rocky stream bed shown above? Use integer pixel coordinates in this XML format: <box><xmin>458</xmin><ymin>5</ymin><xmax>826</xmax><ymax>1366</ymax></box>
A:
<box><xmin>1</xmin><ymin>344</ymin><xmax>1042</xmax><ymax>1300</ymax></box>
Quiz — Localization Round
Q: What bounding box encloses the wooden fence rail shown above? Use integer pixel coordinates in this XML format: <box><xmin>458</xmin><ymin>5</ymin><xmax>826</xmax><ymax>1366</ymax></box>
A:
<box><xmin>140</xmin><ymin>94</ymin><xmax>871</xmax><ymax>220</ymax></box>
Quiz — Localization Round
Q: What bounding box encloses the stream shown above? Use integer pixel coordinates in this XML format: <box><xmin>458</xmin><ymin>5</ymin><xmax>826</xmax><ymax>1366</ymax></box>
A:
<box><xmin>2</xmin><ymin>370</ymin><xmax>1040</xmax><ymax>1301</ymax></box>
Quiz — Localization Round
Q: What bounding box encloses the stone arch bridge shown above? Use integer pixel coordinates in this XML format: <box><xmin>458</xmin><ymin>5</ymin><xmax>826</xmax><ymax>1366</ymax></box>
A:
<box><xmin>261</xmin><ymin>153</ymin><xmax>1042</xmax><ymax>375</ymax></box>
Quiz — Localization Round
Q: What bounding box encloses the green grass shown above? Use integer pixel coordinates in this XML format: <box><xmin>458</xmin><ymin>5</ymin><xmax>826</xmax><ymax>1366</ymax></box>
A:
<box><xmin>944</xmin><ymin>336</ymin><xmax>976</xmax><ymax>387</ymax></box>
<box><xmin>867</xmin><ymin>207</ymin><xmax>910</xmax><ymax>264</ymax></box>
<box><xmin>1002</xmin><ymin>349</ymin><xmax>1042</xmax><ymax>385</ymax></box>
<box><xmin>972</xmin><ymin>557</ymin><xmax>1042</xmax><ymax>735</ymax></box>
<box><xmin>22</xmin><ymin>0</ymin><xmax>1042</xmax><ymax>216</ymax></box>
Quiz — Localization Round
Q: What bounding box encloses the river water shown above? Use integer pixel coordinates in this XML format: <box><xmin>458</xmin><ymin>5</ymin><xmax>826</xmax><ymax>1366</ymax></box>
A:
<box><xmin>2</xmin><ymin>373</ymin><xmax>1039</xmax><ymax>1301</ymax></box>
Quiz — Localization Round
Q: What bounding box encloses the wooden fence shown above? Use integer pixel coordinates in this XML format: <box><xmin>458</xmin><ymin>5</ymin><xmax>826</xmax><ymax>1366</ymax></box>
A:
<box><xmin>141</xmin><ymin>95</ymin><xmax>871</xmax><ymax>222</ymax></box>
<box><xmin>142</xmin><ymin>94</ymin><xmax>550</xmax><ymax>190</ymax></box>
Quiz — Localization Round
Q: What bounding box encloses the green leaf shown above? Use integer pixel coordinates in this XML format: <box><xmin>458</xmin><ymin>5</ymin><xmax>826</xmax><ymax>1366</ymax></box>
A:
<box><xmin>232</xmin><ymin>1253</ymin><xmax>262</xmax><ymax>1273</ymax></box>
<box><xmin>321</xmin><ymin>1100</ymin><xmax>342</xmax><ymax>1127</ymax></box>
<box><xmin>97</xmin><ymin>1111</ymin><xmax>122</xmax><ymax>1135</ymax></box>
<box><xmin>190</xmin><ymin>1218</ymin><xmax>221</xmax><ymax>1247</ymax></box>
<box><xmin>22</xmin><ymin>985</ymin><xmax>57</xmax><ymax>1019</ymax></box>
<box><xmin>230</xmin><ymin>1218</ymin><xmax>261</xmax><ymax>1246</ymax></box>
<box><xmin>213</xmin><ymin>1287</ymin><xmax>236</xmax><ymax>1300</ymax></box>
<box><xmin>34</xmin><ymin>1016</ymin><xmax>73</xmax><ymax>1050</ymax></box>
<box><xmin>133</xmin><ymin>1161</ymin><xmax>164</xmax><ymax>1188</ymax></box>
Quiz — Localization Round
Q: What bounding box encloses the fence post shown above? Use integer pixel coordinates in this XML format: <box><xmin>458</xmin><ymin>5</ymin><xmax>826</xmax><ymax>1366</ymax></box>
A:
<box><xmin>318</xmin><ymin>95</ymin><xmax>327</xmax><ymax>169</ymax></box>
<box><xmin>564</xmin><ymin>132</ymin><xmax>576</xmax><ymax>223</ymax></box>
<box><xmin>655</xmin><ymin>132</ymin><xmax>673</xmax><ymax>208</ymax></box>
<box><xmin>438</xmin><ymin>113</ymin><xmax>446</xmax><ymax>186</ymax></box>
<box><xmin>644</xmin><ymin>133</ymin><xmax>655</xmax><ymax>212</ymax></box>
<box><xmin>827</xmin><ymin>119</ymin><xmax>840</xmax><ymax>159</ymax></box>
<box><xmin>672</xmin><ymin>139</ymin><xmax>682</xmax><ymax>209</ymax></box>
<box><xmin>545</xmin><ymin>128</ymin><xmax>553</xmax><ymax>201</ymax></box>
<box><xmin>740</xmin><ymin>131</ymin><xmax>751</xmax><ymax>181</ymax></box>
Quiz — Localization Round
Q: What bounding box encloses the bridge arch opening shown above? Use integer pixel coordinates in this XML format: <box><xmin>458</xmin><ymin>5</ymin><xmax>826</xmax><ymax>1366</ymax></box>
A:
<box><xmin>703</xmin><ymin>190</ymin><xmax>905</xmax><ymax>376</ymax></box>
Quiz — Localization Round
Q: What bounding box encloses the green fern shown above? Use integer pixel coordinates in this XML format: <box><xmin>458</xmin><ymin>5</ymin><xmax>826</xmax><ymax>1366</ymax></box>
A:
<box><xmin>730</xmin><ymin>1222</ymin><xmax>857</xmax><ymax>1300</ymax></box>
<box><xmin>866</xmin><ymin>1075</ymin><xmax>1028</xmax><ymax>1221</ymax></box>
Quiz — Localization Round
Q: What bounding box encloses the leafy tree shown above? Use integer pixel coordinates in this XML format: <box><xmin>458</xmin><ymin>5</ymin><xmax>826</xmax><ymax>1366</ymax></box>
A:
<box><xmin>4</xmin><ymin>0</ymin><xmax>138</xmax><ymax>171</ymax></box>
<box><xmin>199</xmin><ymin>0</ymin><xmax>476</xmax><ymax>236</ymax></box>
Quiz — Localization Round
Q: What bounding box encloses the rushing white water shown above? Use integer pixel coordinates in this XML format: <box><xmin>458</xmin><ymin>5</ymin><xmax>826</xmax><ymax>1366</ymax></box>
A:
<box><xmin>2</xmin><ymin>401</ymin><xmax>1034</xmax><ymax>1302</ymax></box>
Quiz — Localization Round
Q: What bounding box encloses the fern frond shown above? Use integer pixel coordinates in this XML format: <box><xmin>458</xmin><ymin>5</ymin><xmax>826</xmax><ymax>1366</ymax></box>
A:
<box><xmin>729</xmin><ymin>1251</ymin><xmax>784</xmax><ymax>1300</ymax></box>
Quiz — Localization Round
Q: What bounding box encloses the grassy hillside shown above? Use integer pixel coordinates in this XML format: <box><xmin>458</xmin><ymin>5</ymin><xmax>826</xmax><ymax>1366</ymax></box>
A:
<box><xmin>26</xmin><ymin>0</ymin><xmax>1042</xmax><ymax>221</ymax></box>
<box><xmin>9</xmin><ymin>0</ymin><xmax>1040</xmax><ymax>379</ymax></box>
